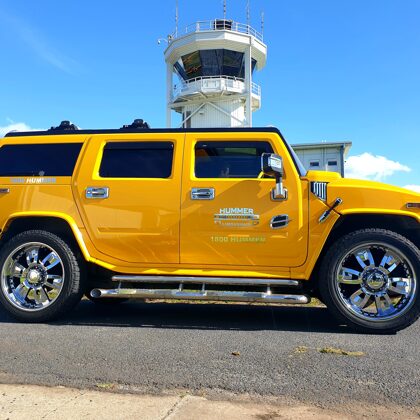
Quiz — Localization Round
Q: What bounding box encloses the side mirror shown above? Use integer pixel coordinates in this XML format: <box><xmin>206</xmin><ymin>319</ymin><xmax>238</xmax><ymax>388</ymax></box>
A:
<box><xmin>261</xmin><ymin>153</ymin><xmax>288</xmax><ymax>200</ymax></box>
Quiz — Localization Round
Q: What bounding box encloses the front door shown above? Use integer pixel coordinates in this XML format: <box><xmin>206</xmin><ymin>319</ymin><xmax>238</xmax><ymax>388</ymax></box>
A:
<box><xmin>75</xmin><ymin>133</ymin><xmax>184</xmax><ymax>264</ymax></box>
<box><xmin>180</xmin><ymin>132</ymin><xmax>308</xmax><ymax>268</ymax></box>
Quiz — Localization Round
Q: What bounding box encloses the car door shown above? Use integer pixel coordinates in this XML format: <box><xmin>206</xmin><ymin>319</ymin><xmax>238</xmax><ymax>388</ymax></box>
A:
<box><xmin>180</xmin><ymin>132</ymin><xmax>308</xmax><ymax>268</ymax></box>
<box><xmin>74</xmin><ymin>133</ymin><xmax>184</xmax><ymax>264</ymax></box>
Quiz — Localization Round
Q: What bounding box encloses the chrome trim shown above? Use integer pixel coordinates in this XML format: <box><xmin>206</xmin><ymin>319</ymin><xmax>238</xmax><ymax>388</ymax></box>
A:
<box><xmin>191</xmin><ymin>187</ymin><xmax>215</xmax><ymax>200</ymax></box>
<box><xmin>91</xmin><ymin>288</ymin><xmax>310</xmax><ymax>304</ymax></box>
<box><xmin>111</xmin><ymin>275</ymin><xmax>301</xmax><ymax>287</ymax></box>
<box><xmin>311</xmin><ymin>182</ymin><xmax>328</xmax><ymax>201</ymax></box>
<box><xmin>0</xmin><ymin>188</ymin><xmax>10</xmax><ymax>194</ymax></box>
<box><xmin>271</xmin><ymin>188</ymin><xmax>288</xmax><ymax>201</ymax></box>
<box><xmin>270</xmin><ymin>214</ymin><xmax>290</xmax><ymax>229</ymax></box>
<box><xmin>319</xmin><ymin>198</ymin><xmax>343</xmax><ymax>223</ymax></box>
<box><xmin>335</xmin><ymin>242</ymin><xmax>417</xmax><ymax>322</ymax></box>
<box><xmin>86</xmin><ymin>187</ymin><xmax>109</xmax><ymax>199</ymax></box>
<box><xmin>406</xmin><ymin>202</ymin><xmax>420</xmax><ymax>209</ymax></box>
<box><xmin>214</xmin><ymin>213</ymin><xmax>260</xmax><ymax>225</ymax></box>
<box><xmin>0</xmin><ymin>242</ymin><xmax>65</xmax><ymax>312</ymax></box>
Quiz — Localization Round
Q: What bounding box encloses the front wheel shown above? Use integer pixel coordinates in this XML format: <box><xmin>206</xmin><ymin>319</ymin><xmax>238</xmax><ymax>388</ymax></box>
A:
<box><xmin>0</xmin><ymin>230</ymin><xmax>84</xmax><ymax>322</ymax></box>
<box><xmin>319</xmin><ymin>228</ymin><xmax>419</xmax><ymax>333</ymax></box>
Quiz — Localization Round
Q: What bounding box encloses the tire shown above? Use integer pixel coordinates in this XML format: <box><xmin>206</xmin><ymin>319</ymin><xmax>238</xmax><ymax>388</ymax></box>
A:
<box><xmin>319</xmin><ymin>228</ymin><xmax>420</xmax><ymax>334</ymax></box>
<box><xmin>0</xmin><ymin>230</ymin><xmax>85</xmax><ymax>322</ymax></box>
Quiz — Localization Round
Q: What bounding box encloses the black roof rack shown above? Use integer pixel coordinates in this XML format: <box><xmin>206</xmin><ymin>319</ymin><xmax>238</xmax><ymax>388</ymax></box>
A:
<box><xmin>48</xmin><ymin>120</ymin><xmax>79</xmax><ymax>132</ymax></box>
<box><xmin>120</xmin><ymin>119</ymin><xmax>150</xmax><ymax>130</ymax></box>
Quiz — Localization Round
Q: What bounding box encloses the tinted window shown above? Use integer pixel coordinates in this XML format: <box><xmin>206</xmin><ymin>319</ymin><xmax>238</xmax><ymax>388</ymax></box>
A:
<box><xmin>100</xmin><ymin>142</ymin><xmax>174</xmax><ymax>178</ymax></box>
<box><xmin>310</xmin><ymin>161</ymin><xmax>320</xmax><ymax>167</ymax></box>
<box><xmin>0</xmin><ymin>143</ymin><xmax>82</xmax><ymax>176</ymax></box>
<box><xmin>179</xmin><ymin>49</ymin><xmax>257</xmax><ymax>81</ymax></box>
<box><xmin>195</xmin><ymin>141</ymin><xmax>273</xmax><ymax>178</ymax></box>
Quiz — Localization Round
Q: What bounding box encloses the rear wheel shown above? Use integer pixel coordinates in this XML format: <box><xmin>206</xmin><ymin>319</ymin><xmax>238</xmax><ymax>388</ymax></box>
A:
<box><xmin>320</xmin><ymin>228</ymin><xmax>419</xmax><ymax>333</ymax></box>
<box><xmin>0</xmin><ymin>230</ymin><xmax>84</xmax><ymax>322</ymax></box>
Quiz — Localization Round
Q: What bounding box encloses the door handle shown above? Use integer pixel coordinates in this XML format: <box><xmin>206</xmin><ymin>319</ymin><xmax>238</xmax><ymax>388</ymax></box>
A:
<box><xmin>0</xmin><ymin>188</ymin><xmax>10</xmax><ymax>194</ymax></box>
<box><xmin>191</xmin><ymin>188</ymin><xmax>215</xmax><ymax>200</ymax></box>
<box><xmin>86</xmin><ymin>187</ymin><xmax>109</xmax><ymax>199</ymax></box>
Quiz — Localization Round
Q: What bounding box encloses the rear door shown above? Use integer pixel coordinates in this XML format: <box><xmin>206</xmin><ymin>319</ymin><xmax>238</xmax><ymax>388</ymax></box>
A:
<box><xmin>180</xmin><ymin>132</ymin><xmax>308</xmax><ymax>268</ymax></box>
<box><xmin>74</xmin><ymin>133</ymin><xmax>183</xmax><ymax>264</ymax></box>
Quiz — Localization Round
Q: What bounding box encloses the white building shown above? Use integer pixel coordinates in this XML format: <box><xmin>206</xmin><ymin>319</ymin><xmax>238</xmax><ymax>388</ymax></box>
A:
<box><xmin>291</xmin><ymin>141</ymin><xmax>352</xmax><ymax>176</ymax></box>
<box><xmin>162</xmin><ymin>18</ymin><xmax>352</xmax><ymax>176</ymax></box>
<box><xmin>164</xmin><ymin>19</ymin><xmax>266</xmax><ymax>128</ymax></box>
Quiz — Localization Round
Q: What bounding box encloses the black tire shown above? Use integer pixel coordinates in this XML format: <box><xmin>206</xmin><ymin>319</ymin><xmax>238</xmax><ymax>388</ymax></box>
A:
<box><xmin>0</xmin><ymin>230</ymin><xmax>85</xmax><ymax>322</ymax></box>
<box><xmin>319</xmin><ymin>228</ymin><xmax>420</xmax><ymax>334</ymax></box>
<box><xmin>85</xmin><ymin>293</ymin><xmax>128</xmax><ymax>305</ymax></box>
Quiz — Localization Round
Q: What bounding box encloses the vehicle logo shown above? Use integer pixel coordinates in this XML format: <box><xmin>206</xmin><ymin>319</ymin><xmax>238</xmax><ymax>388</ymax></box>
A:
<box><xmin>214</xmin><ymin>208</ymin><xmax>260</xmax><ymax>227</ymax></box>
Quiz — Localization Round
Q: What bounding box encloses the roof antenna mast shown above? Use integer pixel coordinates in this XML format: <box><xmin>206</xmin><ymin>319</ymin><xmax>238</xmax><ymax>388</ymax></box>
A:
<box><xmin>223</xmin><ymin>0</ymin><xmax>227</xmax><ymax>19</ymax></box>
<box><xmin>175</xmin><ymin>0</ymin><xmax>179</xmax><ymax>37</ymax></box>
<box><xmin>246</xmin><ymin>0</ymin><xmax>250</xmax><ymax>27</ymax></box>
<box><xmin>261</xmin><ymin>10</ymin><xmax>264</xmax><ymax>37</ymax></box>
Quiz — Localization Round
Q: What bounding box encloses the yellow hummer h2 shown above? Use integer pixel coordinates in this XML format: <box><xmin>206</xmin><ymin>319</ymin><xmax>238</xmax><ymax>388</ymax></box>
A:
<box><xmin>0</xmin><ymin>120</ymin><xmax>419</xmax><ymax>333</ymax></box>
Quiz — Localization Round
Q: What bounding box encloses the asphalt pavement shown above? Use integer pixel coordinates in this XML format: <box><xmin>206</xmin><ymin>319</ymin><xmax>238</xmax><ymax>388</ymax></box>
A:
<box><xmin>0</xmin><ymin>300</ymin><xmax>419</xmax><ymax>411</ymax></box>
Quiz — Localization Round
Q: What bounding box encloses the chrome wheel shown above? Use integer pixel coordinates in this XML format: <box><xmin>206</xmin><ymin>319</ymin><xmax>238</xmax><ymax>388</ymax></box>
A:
<box><xmin>0</xmin><ymin>242</ymin><xmax>65</xmax><ymax>312</ymax></box>
<box><xmin>336</xmin><ymin>242</ymin><xmax>417</xmax><ymax>322</ymax></box>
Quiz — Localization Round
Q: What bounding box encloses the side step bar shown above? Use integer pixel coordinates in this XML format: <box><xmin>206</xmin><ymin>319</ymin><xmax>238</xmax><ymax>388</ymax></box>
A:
<box><xmin>111</xmin><ymin>275</ymin><xmax>301</xmax><ymax>287</ymax></box>
<box><xmin>91</xmin><ymin>275</ymin><xmax>310</xmax><ymax>304</ymax></box>
<box><xmin>90</xmin><ymin>288</ymin><xmax>310</xmax><ymax>304</ymax></box>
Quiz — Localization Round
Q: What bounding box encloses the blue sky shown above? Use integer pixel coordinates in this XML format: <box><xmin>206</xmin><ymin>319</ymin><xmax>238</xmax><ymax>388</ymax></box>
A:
<box><xmin>0</xmin><ymin>0</ymin><xmax>419</xmax><ymax>190</ymax></box>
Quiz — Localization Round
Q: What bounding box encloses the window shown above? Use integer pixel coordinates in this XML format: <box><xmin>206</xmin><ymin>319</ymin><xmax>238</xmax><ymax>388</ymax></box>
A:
<box><xmin>309</xmin><ymin>160</ymin><xmax>320</xmax><ymax>168</ymax></box>
<box><xmin>195</xmin><ymin>141</ymin><xmax>273</xmax><ymax>178</ymax></box>
<box><xmin>328</xmin><ymin>160</ymin><xmax>338</xmax><ymax>166</ymax></box>
<box><xmin>0</xmin><ymin>143</ymin><xmax>82</xmax><ymax>176</ymax></box>
<box><xmin>100</xmin><ymin>142</ymin><xmax>173</xmax><ymax>178</ymax></box>
<box><xmin>178</xmin><ymin>49</ymin><xmax>257</xmax><ymax>81</ymax></box>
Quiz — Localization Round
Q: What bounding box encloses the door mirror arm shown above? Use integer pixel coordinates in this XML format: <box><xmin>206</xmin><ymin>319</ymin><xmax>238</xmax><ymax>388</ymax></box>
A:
<box><xmin>261</xmin><ymin>153</ymin><xmax>288</xmax><ymax>201</ymax></box>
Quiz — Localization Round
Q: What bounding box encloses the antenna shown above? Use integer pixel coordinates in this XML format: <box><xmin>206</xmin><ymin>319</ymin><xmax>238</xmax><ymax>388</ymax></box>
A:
<box><xmin>261</xmin><ymin>10</ymin><xmax>264</xmax><ymax>37</ymax></box>
<box><xmin>175</xmin><ymin>0</ymin><xmax>179</xmax><ymax>37</ymax></box>
<box><xmin>246</xmin><ymin>0</ymin><xmax>250</xmax><ymax>27</ymax></box>
<box><xmin>223</xmin><ymin>0</ymin><xmax>227</xmax><ymax>19</ymax></box>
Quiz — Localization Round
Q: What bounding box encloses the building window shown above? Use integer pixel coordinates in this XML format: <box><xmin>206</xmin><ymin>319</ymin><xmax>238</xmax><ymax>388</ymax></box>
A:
<box><xmin>309</xmin><ymin>160</ymin><xmax>320</xmax><ymax>168</ymax></box>
<box><xmin>195</xmin><ymin>141</ymin><xmax>273</xmax><ymax>178</ymax></box>
<box><xmin>100</xmin><ymin>142</ymin><xmax>174</xmax><ymax>178</ymax></box>
<box><xmin>328</xmin><ymin>160</ymin><xmax>338</xmax><ymax>166</ymax></box>
<box><xmin>0</xmin><ymin>143</ymin><xmax>82</xmax><ymax>176</ymax></box>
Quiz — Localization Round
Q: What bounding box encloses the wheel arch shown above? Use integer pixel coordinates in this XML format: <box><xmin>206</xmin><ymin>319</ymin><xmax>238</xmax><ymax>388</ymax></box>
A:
<box><xmin>0</xmin><ymin>213</ymin><xmax>90</xmax><ymax>262</ymax></box>
<box><xmin>309</xmin><ymin>213</ymin><xmax>419</xmax><ymax>295</ymax></box>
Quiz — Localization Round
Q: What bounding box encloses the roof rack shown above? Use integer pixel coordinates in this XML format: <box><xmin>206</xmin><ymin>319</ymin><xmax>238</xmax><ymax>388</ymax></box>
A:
<box><xmin>48</xmin><ymin>121</ymin><xmax>79</xmax><ymax>132</ymax></box>
<box><xmin>120</xmin><ymin>119</ymin><xmax>150</xmax><ymax>130</ymax></box>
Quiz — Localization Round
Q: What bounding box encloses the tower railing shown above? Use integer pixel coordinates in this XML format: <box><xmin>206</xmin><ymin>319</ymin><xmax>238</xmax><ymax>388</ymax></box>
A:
<box><xmin>170</xmin><ymin>20</ymin><xmax>264</xmax><ymax>42</ymax></box>
<box><xmin>172</xmin><ymin>75</ymin><xmax>261</xmax><ymax>99</ymax></box>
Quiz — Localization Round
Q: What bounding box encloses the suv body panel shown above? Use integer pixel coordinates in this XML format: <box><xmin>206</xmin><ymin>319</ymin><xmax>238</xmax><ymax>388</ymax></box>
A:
<box><xmin>73</xmin><ymin>133</ymin><xmax>184</xmax><ymax>264</ymax></box>
<box><xmin>180</xmin><ymin>132</ymin><xmax>309</xmax><ymax>267</ymax></box>
<box><xmin>0</xmin><ymin>128</ymin><xmax>418</xmax><ymax>282</ymax></box>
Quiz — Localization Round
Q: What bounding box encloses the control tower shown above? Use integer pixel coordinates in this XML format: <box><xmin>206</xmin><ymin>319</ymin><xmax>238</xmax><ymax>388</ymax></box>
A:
<box><xmin>164</xmin><ymin>19</ymin><xmax>267</xmax><ymax>128</ymax></box>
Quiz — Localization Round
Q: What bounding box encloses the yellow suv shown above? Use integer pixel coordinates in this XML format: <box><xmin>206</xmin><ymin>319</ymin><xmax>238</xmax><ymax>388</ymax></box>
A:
<box><xmin>0</xmin><ymin>121</ymin><xmax>419</xmax><ymax>333</ymax></box>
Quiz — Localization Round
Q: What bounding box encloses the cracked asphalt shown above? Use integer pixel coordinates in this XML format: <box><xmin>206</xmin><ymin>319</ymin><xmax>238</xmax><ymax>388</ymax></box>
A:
<box><xmin>0</xmin><ymin>300</ymin><xmax>419</xmax><ymax>410</ymax></box>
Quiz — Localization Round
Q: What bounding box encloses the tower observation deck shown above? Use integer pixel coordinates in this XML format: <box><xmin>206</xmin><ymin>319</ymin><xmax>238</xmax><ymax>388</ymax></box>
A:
<box><xmin>164</xmin><ymin>19</ymin><xmax>267</xmax><ymax>128</ymax></box>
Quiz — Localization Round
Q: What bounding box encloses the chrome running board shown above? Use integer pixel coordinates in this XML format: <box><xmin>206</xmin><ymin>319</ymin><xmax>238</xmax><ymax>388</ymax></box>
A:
<box><xmin>111</xmin><ymin>275</ymin><xmax>301</xmax><ymax>287</ymax></box>
<box><xmin>90</xmin><ymin>288</ymin><xmax>310</xmax><ymax>304</ymax></box>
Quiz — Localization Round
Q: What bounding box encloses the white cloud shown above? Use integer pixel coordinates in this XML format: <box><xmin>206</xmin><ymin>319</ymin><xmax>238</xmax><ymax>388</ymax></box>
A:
<box><xmin>345</xmin><ymin>153</ymin><xmax>411</xmax><ymax>181</ymax></box>
<box><xmin>0</xmin><ymin>122</ymin><xmax>41</xmax><ymax>137</ymax></box>
<box><xmin>403</xmin><ymin>185</ymin><xmax>420</xmax><ymax>193</ymax></box>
